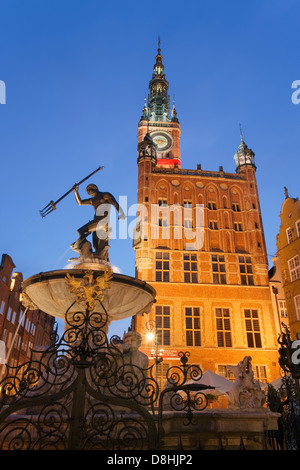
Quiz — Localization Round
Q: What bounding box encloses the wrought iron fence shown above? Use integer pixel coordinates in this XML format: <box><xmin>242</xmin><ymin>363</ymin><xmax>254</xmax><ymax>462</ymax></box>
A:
<box><xmin>0</xmin><ymin>296</ymin><xmax>211</xmax><ymax>450</ymax></box>
<box><xmin>266</xmin><ymin>324</ymin><xmax>300</xmax><ymax>450</ymax></box>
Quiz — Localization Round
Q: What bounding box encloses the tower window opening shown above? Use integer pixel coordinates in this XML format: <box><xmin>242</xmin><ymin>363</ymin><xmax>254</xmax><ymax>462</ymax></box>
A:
<box><xmin>209</xmin><ymin>221</ymin><xmax>218</xmax><ymax>230</ymax></box>
<box><xmin>208</xmin><ymin>202</ymin><xmax>217</xmax><ymax>210</ymax></box>
<box><xmin>183</xmin><ymin>200</ymin><xmax>193</xmax><ymax>230</ymax></box>
<box><xmin>232</xmin><ymin>203</ymin><xmax>241</xmax><ymax>212</ymax></box>
<box><xmin>234</xmin><ymin>222</ymin><xmax>243</xmax><ymax>231</ymax></box>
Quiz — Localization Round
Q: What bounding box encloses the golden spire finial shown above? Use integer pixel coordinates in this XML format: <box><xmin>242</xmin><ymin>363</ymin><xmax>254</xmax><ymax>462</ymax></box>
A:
<box><xmin>239</xmin><ymin>122</ymin><xmax>244</xmax><ymax>142</ymax></box>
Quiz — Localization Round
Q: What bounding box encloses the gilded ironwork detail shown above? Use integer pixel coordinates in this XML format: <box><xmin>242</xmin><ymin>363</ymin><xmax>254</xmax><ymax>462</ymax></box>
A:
<box><xmin>65</xmin><ymin>269</ymin><xmax>113</xmax><ymax>310</ymax></box>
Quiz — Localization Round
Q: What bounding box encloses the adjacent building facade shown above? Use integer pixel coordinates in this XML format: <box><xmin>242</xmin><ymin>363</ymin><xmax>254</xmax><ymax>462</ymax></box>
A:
<box><xmin>268</xmin><ymin>256</ymin><xmax>289</xmax><ymax>335</ymax></box>
<box><xmin>132</xmin><ymin>42</ymin><xmax>280</xmax><ymax>387</ymax></box>
<box><xmin>0</xmin><ymin>253</ymin><xmax>55</xmax><ymax>368</ymax></box>
<box><xmin>276</xmin><ymin>188</ymin><xmax>300</xmax><ymax>337</ymax></box>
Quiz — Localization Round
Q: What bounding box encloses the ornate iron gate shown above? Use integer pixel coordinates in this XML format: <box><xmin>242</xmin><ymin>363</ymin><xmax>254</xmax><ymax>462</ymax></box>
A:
<box><xmin>0</xmin><ymin>300</ymin><xmax>210</xmax><ymax>450</ymax></box>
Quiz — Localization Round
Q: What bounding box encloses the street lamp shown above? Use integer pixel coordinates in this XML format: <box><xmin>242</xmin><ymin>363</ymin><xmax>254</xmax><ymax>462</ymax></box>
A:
<box><xmin>145</xmin><ymin>321</ymin><xmax>164</xmax><ymax>383</ymax></box>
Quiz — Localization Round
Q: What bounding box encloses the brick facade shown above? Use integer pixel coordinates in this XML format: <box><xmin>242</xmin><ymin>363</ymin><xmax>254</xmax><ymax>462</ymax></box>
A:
<box><xmin>276</xmin><ymin>189</ymin><xmax>300</xmax><ymax>337</ymax></box>
<box><xmin>132</xmin><ymin>43</ymin><xmax>280</xmax><ymax>388</ymax></box>
<box><xmin>0</xmin><ymin>254</ymin><xmax>55</xmax><ymax>368</ymax></box>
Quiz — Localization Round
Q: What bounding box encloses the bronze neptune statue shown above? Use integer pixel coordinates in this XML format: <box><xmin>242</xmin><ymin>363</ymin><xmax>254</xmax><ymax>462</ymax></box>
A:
<box><xmin>71</xmin><ymin>183</ymin><xmax>125</xmax><ymax>263</ymax></box>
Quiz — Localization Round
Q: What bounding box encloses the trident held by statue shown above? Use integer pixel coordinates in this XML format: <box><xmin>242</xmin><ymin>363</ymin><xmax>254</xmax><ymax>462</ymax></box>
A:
<box><xmin>39</xmin><ymin>165</ymin><xmax>104</xmax><ymax>218</ymax></box>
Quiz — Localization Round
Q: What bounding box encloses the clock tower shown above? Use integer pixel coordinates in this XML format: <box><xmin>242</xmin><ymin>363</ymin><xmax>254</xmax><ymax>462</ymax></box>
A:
<box><xmin>133</xmin><ymin>41</ymin><xmax>280</xmax><ymax>392</ymax></box>
<box><xmin>138</xmin><ymin>39</ymin><xmax>181</xmax><ymax>168</ymax></box>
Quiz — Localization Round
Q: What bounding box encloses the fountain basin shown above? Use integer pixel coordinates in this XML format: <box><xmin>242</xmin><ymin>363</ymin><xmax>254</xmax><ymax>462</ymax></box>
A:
<box><xmin>22</xmin><ymin>269</ymin><xmax>156</xmax><ymax>322</ymax></box>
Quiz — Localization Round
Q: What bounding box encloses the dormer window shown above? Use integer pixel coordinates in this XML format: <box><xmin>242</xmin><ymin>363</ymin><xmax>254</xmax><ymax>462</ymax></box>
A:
<box><xmin>296</xmin><ymin>219</ymin><xmax>300</xmax><ymax>238</ymax></box>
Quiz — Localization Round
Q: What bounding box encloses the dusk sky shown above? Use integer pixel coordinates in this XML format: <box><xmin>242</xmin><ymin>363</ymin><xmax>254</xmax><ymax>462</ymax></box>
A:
<box><xmin>0</xmin><ymin>0</ymin><xmax>299</xmax><ymax>338</ymax></box>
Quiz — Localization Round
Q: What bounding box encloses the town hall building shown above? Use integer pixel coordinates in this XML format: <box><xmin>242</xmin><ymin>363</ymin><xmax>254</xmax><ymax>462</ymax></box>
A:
<box><xmin>131</xmin><ymin>40</ymin><xmax>280</xmax><ymax>388</ymax></box>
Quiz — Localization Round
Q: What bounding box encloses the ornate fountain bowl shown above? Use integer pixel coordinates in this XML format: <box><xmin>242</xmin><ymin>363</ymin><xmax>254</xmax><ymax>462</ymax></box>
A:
<box><xmin>21</xmin><ymin>268</ymin><xmax>156</xmax><ymax>323</ymax></box>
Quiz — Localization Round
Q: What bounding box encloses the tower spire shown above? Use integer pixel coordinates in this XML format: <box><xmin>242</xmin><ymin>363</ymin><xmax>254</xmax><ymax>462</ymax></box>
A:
<box><xmin>138</xmin><ymin>40</ymin><xmax>181</xmax><ymax>169</ymax></box>
<box><xmin>234</xmin><ymin>125</ymin><xmax>256</xmax><ymax>172</ymax></box>
<box><xmin>153</xmin><ymin>36</ymin><xmax>164</xmax><ymax>78</ymax></box>
<box><xmin>140</xmin><ymin>38</ymin><xmax>172</xmax><ymax>122</ymax></box>
<box><xmin>239</xmin><ymin>122</ymin><xmax>244</xmax><ymax>142</ymax></box>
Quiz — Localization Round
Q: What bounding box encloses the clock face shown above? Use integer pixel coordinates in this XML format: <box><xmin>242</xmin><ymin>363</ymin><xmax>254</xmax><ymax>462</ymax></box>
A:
<box><xmin>151</xmin><ymin>131</ymin><xmax>173</xmax><ymax>152</ymax></box>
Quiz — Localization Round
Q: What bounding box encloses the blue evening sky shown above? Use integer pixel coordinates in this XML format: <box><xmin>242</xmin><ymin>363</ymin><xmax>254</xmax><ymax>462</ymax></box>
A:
<box><xmin>0</xmin><ymin>0</ymin><xmax>299</xmax><ymax>338</ymax></box>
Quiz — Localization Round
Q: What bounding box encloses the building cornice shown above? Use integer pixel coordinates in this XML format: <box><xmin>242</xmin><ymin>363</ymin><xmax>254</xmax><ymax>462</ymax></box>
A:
<box><xmin>152</xmin><ymin>166</ymin><xmax>244</xmax><ymax>180</ymax></box>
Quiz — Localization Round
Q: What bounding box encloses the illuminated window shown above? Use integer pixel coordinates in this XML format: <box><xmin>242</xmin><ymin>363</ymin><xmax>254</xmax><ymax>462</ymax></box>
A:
<box><xmin>218</xmin><ymin>365</ymin><xmax>235</xmax><ymax>381</ymax></box>
<box><xmin>155</xmin><ymin>306</ymin><xmax>170</xmax><ymax>346</ymax></box>
<box><xmin>279</xmin><ymin>300</ymin><xmax>288</xmax><ymax>318</ymax></box>
<box><xmin>158</xmin><ymin>199</ymin><xmax>168</xmax><ymax>227</ymax></box>
<box><xmin>183</xmin><ymin>253</ymin><xmax>197</xmax><ymax>283</ymax></box>
<box><xmin>239</xmin><ymin>256</ymin><xmax>254</xmax><ymax>285</ymax></box>
<box><xmin>156</xmin><ymin>252</ymin><xmax>170</xmax><ymax>282</ymax></box>
<box><xmin>216</xmin><ymin>308</ymin><xmax>232</xmax><ymax>347</ymax></box>
<box><xmin>252</xmin><ymin>365</ymin><xmax>267</xmax><ymax>383</ymax></box>
<box><xmin>286</xmin><ymin>227</ymin><xmax>293</xmax><ymax>244</ymax></box>
<box><xmin>212</xmin><ymin>255</ymin><xmax>226</xmax><ymax>284</ymax></box>
<box><xmin>156</xmin><ymin>362</ymin><xmax>170</xmax><ymax>391</ymax></box>
<box><xmin>244</xmin><ymin>309</ymin><xmax>262</xmax><ymax>348</ymax></box>
<box><xmin>185</xmin><ymin>307</ymin><xmax>201</xmax><ymax>346</ymax></box>
<box><xmin>183</xmin><ymin>200</ymin><xmax>193</xmax><ymax>229</ymax></box>
<box><xmin>296</xmin><ymin>220</ymin><xmax>300</xmax><ymax>238</ymax></box>
<box><xmin>0</xmin><ymin>301</ymin><xmax>5</xmax><ymax>315</ymax></box>
<box><xmin>295</xmin><ymin>295</ymin><xmax>300</xmax><ymax>320</ymax></box>
<box><xmin>288</xmin><ymin>255</ymin><xmax>300</xmax><ymax>281</ymax></box>
<box><xmin>6</xmin><ymin>307</ymin><xmax>12</xmax><ymax>321</ymax></box>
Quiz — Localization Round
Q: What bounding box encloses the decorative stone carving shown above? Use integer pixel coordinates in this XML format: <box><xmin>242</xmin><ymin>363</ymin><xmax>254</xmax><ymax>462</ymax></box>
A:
<box><xmin>121</xmin><ymin>330</ymin><xmax>149</xmax><ymax>370</ymax></box>
<box><xmin>228</xmin><ymin>356</ymin><xmax>265</xmax><ymax>410</ymax></box>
